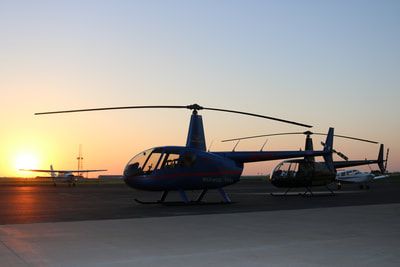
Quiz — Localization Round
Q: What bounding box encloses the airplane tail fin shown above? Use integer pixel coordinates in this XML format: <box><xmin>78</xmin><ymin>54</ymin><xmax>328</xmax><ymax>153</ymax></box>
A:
<box><xmin>50</xmin><ymin>165</ymin><xmax>56</xmax><ymax>178</ymax></box>
<box><xmin>323</xmin><ymin>127</ymin><xmax>335</xmax><ymax>172</ymax></box>
<box><xmin>378</xmin><ymin>145</ymin><xmax>389</xmax><ymax>173</ymax></box>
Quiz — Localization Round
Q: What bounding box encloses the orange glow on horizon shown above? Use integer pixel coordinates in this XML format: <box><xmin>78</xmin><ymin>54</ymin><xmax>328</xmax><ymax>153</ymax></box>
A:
<box><xmin>14</xmin><ymin>152</ymin><xmax>39</xmax><ymax>170</ymax></box>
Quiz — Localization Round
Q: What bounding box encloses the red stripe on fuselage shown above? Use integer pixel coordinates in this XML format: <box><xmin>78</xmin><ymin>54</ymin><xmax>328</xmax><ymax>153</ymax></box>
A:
<box><xmin>142</xmin><ymin>170</ymin><xmax>243</xmax><ymax>179</ymax></box>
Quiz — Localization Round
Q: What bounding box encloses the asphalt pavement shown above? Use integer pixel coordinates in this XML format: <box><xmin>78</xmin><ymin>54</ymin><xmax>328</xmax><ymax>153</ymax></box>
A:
<box><xmin>1</xmin><ymin>179</ymin><xmax>399</xmax><ymax>225</ymax></box>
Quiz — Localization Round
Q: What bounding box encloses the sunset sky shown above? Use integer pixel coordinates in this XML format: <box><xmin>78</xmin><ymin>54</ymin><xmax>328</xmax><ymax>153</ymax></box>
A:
<box><xmin>1</xmin><ymin>0</ymin><xmax>399</xmax><ymax>177</ymax></box>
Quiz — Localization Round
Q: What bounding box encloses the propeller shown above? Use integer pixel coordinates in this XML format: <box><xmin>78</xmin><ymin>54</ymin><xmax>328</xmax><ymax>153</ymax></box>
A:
<box><xmin>35</xmin><ymin>103</ymin><xmax>313</xmax><ymax>128</ymax></box>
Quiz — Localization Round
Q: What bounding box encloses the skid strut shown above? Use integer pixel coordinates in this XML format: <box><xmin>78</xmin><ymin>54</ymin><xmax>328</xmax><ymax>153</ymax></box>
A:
<box><xmin>160</xmin><ymin>191</ymin><xmax>169</xmax><ymax>202</ymax></box>
<box><xmin>325</xmin><ymin>185</ymin><xmax>335</xmax><ymax>196</ymax></box>
<box><xmin>301</xmin><ymin>186</ymin><xmax>314</xmax><ymax>196</ymax></box>
<box><xmin>218</xmin><ymin>188</ymin><xmax>231</xmax><ymax>203</ymax></box>
<box><xmin>196</xmin><ymin>189</ymin><xmax>208</xmax><ymax>202</ymax></box>
<box><xmin>179</xmin><ymin>190</ymin><xmax>190</xmax><ymax>204</ymax></box>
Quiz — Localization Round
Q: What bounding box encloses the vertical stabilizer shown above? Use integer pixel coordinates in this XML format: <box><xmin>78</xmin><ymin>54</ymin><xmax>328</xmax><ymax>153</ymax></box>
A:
<box><xmin>186</xmin><ymin>111</ymin><xmax>206</xmax><ymax>151</ymax></box>
<box><xmin>377</xmin><ymin>144</ymin><xmax>386</xmax><ymax>173</ymax></box>
<box><xmin>50</xmin><ymin>165</ymin><xmax>56</xmax><ymax>178</ymax></box>
<box><xmin>304</xmin><ymin>132</ymin><xmax>315</xmax><ymax>162</ymax></box>
<box><xmin>323</xmin><ymin>127</ymin><xmax>335</xmax><ymax>172</ymax></box>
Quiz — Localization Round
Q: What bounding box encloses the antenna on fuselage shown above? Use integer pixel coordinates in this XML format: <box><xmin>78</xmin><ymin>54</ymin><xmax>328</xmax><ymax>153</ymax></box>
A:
<box><xmin>260</xmin><ymin>138</ymin><xmax>268</xmax><ymax>151</ymax></box>
<box><xmin>207</xmin><ymin>140</ymin><xmax>214</xmax><ymax>152</ymax></box>
<box><xmin>232</xmin><ymin>140</ymin><xmax>241</xmax><ymax>152</ymax></box>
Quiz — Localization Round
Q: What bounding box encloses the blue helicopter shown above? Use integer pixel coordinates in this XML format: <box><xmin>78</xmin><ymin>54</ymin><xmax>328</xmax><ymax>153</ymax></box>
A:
<box><xmin>36</xmin><ymin>104</ymin><xmax>334</xmax><ymax>204</ymax></box>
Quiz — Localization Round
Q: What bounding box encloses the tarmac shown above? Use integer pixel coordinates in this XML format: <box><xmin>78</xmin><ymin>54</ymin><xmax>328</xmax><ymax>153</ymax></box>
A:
<box><xmin>0</xmin><ymin>179</ymin><xmax>399</xmax><ymax>266</ymax></box>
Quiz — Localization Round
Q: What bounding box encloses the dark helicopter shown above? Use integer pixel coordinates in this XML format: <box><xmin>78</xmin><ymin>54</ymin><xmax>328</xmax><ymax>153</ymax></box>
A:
<box><xmin>222</xmin><ymin>130</ymin><xmax>386</xmax><ymax>195</ymax></box>
<box><xmin>35</xmin><ymin>104</ymin><xmax>333</xmax><ymax>204</ymax></box>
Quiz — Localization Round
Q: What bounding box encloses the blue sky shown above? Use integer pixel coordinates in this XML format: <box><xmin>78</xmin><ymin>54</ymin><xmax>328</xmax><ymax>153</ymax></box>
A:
<box><xmin>0</xmin><ymin>0</ymin><xmax>399</xmax><ymax>176</ymax></box>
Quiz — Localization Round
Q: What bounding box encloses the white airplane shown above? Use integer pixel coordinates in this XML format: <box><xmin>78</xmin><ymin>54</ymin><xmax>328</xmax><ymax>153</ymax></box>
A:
<box><xmin>336</xmin><ymin>169</ymin><xmax>389</xmax><ymax>190</ymax></box>
<box><xmin>21</xmin><ymin>165</ymin><xmax>107</xmax><ymax>186</ymax></box>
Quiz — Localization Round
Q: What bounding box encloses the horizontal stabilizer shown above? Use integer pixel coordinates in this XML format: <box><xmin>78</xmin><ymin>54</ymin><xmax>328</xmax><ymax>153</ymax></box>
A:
<box><xmin>373</xmin><ymin>175</ymin><xmax>389</xmax><ymax>180</ymax></box>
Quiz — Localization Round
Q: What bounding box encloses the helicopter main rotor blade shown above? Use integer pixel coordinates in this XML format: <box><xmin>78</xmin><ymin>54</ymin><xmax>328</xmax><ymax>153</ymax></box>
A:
<box><xmin>223</xmin><ymin>131</ymin><xmax>378</xmax><ymax>144</ymax></box>
<box><xmin>35</xmin><ymin>103</ymin><xmax>313</xmax><ymax>128</ymax></box>
<box><xmin>222</xmin><ymin>132</ymin><xmax>304</xmax><ymax>142</ymax></box>
<box><xmin>34</xmin><ymin>105</ymin><xmax>188</xmax><ymax>115</ymax></box>
<box><xmin>311</xmin><ymin>133</ymin><xmax>378</xmax><ymax>144</ymax></box>
<box><xmin>320</xmin><ymin>141</ymin><xmax>349</xmax><ymax>161</ymax></box>
<box><xmin>202</xmin><ymin>107</ymin><xmax>312</xmax><ymax>128</ymax></box>
<box><xmin>336</xmin><ymin>151</ymin><xmax>349</xmax><ymax>161</ymax></box>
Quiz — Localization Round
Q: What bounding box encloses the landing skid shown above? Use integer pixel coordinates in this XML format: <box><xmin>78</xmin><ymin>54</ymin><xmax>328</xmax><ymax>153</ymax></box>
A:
<box><xmin>163</xmin><ymin>201</ymin><xmax>234</xmax><ymax>206</ymax></box>
<box><xmin>135</xmin><ymin>190</ymin><xmax>169</xmax><ymax>204</ymax></box>
<box><xmin>270</xmin><ymin>187</ymin><xmax>292</xmax><ymax>196</ymax></box>
<box><xmin>134</xmin><ymin>188</ymin><xmax>233</xmax><ymax>205</ymax></box>
<box><xmin>134</xmin><ymin>199</ymin><xmax>233</xmax><ymax>205</ymax></box>
<box><xmin>134</xmin><ymin>199</ymin><xmax>163</xmax><ymax>204</ymax></box>
<box><xmin>301</xmin><ymin>185</ymin><xmax>335</xmax><ymax>197</ymax></box>
<box><xmin>301</xmin><ymin>186</ymin><xmax>314</xmax><ymax>196</ymax></box>
<box><xmin>271</xmin><ymin>185</ymin><xmax>335</xmax><ymax>197</ymax></box>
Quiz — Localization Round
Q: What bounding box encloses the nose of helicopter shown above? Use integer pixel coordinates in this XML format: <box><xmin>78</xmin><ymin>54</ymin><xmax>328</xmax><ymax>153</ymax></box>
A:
<box><xmin>123</xmin><ymin>174</ymin><xmax>135</xmax><ymax>188</ymax></box>
<box><xmin>123</xmin><ymin>165</ymin><xmax>160</xmax><ymax>191</ymax></box>
<box><xmin>123</xmin><ymin>163</ymin><xmax>142</xmax><ymax>188</ymax></box>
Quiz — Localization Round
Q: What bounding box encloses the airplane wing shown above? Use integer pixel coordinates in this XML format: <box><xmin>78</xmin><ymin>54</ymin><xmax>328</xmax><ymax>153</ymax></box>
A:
<box><xmin>20</xmin><ymin>169</ymin><xmax>107</xmax><ymax>173</ymax></box>
<box><xmin>49</xmin><ymin>169</ymin><xmax>107</xmax><ymax>173</ymax></box>
<box><xmin>19</xmin><ymin>169</ymin><xmax>54</xmax><ymax>173</ymax></box>
<box><xmin>70</xmin><ymin>169</ymin><xmax>107</xmax><ymax>173</ymax></box>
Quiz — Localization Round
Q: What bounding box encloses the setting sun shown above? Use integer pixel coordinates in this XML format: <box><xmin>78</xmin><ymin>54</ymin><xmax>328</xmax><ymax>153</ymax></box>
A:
<box><xmin>14</xmin><ymin>152</ymin><xmax>39</xmax><ymax>171</ymax></box>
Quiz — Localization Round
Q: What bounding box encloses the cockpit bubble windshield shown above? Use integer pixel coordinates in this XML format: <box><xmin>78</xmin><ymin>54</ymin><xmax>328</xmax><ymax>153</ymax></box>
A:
<box><xmin>124</xmin><ymin>149</ymin><xmax>161</xmax><ymax>176</ymax></box>
<box><xmin>124</xmin><ymin>148</ymin><xmax>185</xmax><ymax>177</ymax></box>
<box><xmin>124</xmin><ymin>148</ymin><xmax>197</xmax><ymax>177</ymax></box>
<box><xmin>127</xmin><ymin>149</ymin><xmax>152</xmax><ymax>170</ymax></box>
<box><xmin>272</xmin><ymin>162</ymin><xmax>299</xmax><ymax>178</ymax></box>
<box><xmin>143</xmin><ymin>151</ymin><xmax>163</xmax><ymax>173</ymax></box>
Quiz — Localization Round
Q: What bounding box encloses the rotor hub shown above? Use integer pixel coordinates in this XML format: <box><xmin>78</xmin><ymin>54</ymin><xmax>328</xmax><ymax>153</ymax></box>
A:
<box><xmin>186</xmin><ymin>104</ymin><xmax>203</xmax><ymax>111</ymax></box>
<box><xmin>303</xmin><ymin>131</ymin><xmax>314</xmax><ymax>136</ymax></box>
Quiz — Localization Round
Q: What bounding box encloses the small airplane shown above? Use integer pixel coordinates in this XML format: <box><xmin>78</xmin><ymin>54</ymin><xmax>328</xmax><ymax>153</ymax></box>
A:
<box><xmin>222</xmin><ymin>130</ymin><xmax>387</xmax><ymax>195</ymax></box>
<box><xmin>35</xmin><ymin>104</ymin><xmax>333</xmax><ymax>204</ymax></box>
<box><xmin>21</xmin><ymin>165</ymin><xmax>107</xmax><ymax>186</ymax></box>
<box><xmin>335</xmin><ymin>169</ymin><xmax>389</xmax><ymax>190</ymax></box>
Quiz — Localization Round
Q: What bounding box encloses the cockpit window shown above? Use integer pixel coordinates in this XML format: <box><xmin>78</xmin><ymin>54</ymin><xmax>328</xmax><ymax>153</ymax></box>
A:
<box><xmin>142</xmin><ymin>152</ymin><xmax>163</xmax><ymax>173</ymax></box>
<box><xmin>127</xmin><ymin>149</ymin><xmax>152</xmax><ymax>172</ymax></box>
<box><xmin>273</xmin><ymin>162</ymin><xmax>299</xmax><ymax>178</ymax></box>
<box><xmin>125</xmin><ymin>148</ymin><xmax>166</xmax><ymax>176</ymax></box>
<box><xmin>124</xmin><ymin>149</ymin><xmax>197</xmax><ymax>177</ymax></box>
<box><xmin>162</xmin><ymin>153</ymin><xmax>181</xmax><ymax>169</ymax></box>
